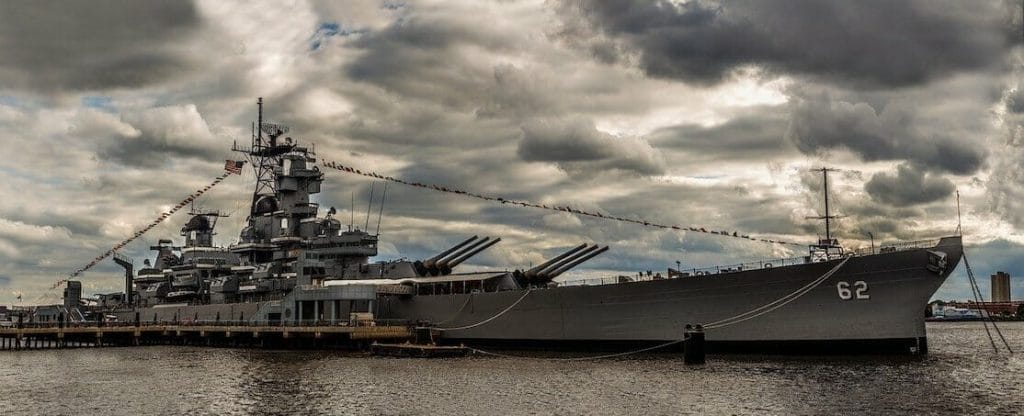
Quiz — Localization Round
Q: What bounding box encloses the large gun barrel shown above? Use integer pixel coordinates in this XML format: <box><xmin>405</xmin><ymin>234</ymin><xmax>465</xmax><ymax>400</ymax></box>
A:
<box><xmin>445</xmin><ymin>238</ymin><xmax>502</xmax><ymax>270</ymax></box>
<box><xmin>436</xmin><ymin>237</ymin><xmax>491</xmax><ymax>268</ymax></box>
<box><xmin>534</xmin><ymin>244</ymin><xmax>601</xmax><ymax>279</ymax></box>
<box><xmin>543</xmin><ymin>245</ymin><xmax>609</xmax><ymax>280</ymax></box>
<box><xmin>423</xmin><ymin>235</ymin><xmax>478</xmax><ymax>270</ymax></box>
<box><xmin>524</xmin><ymin>243</ymin><xmax>589</xmax><ymax>279</ymax></box>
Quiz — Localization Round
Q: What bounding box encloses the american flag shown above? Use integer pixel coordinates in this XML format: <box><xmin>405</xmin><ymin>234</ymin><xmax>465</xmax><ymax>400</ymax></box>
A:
<box><xmin>224</xmin><ymin>160</ymin><xmax>245</xmax><ymax>175</ymax></box>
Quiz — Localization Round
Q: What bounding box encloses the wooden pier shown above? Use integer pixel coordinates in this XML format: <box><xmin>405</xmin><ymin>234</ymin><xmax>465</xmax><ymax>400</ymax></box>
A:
<box><xmin>0</xmin><ymin>324</ymin><xmax>412</xmax><ymax>351</ymax></box>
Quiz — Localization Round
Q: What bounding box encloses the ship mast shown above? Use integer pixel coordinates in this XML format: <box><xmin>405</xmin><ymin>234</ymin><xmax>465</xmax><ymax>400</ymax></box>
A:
<box><xmin>232</xmin><ymin>97</ymin><xmax>292</xmax><ymax>219</ymax></box>
<box><xmin>808</xmin><ymin>167</ymin><xmax>842</xmax><ymax>250</ymax></box>
<box><xmin>822</xmin><ymin>167</ymin><xmax>833</xmax><ymax>242</ymax></box>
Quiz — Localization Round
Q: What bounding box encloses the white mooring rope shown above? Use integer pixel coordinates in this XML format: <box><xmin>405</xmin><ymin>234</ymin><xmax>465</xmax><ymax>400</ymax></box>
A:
<box><xmin>440</xmin><ymin>257</ymin><xmax>849</xmax><ymax>361</ymax></box>
<box><xmin>703</xmin><ymin>256</ymin><xmax>850</xmax><ymax>329</ymax></box>
<box><xmin>432</xmin><ymin>289</ymin><xmax>534</xmax><ymax>331</ymax></box>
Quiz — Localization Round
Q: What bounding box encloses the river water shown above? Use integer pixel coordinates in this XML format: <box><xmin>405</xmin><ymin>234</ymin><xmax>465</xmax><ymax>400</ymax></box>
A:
<box><xmin>1</xmin><ymin>322</ymin><xmax>1022</xmax><ymax>415</ymax></box>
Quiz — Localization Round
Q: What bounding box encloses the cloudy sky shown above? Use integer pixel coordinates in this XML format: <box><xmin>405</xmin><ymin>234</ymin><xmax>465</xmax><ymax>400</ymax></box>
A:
<box><xmin>0</xmin><ymin>0</ymin><xmax>1022</xmax><ymax>305</ymax></box>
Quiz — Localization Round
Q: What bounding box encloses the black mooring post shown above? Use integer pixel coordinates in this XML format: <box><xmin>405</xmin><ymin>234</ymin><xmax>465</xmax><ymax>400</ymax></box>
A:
<box><xmin>216</xmin><ymin>312</ymin><xmax>220</xmax><ymax>324</ymax></box>
<box><xmin>134</xmin><ymin>312</ymin><xmax>140</xmax><ymax>328</ymax></box>
<box><xmin>58</xmin><ymin>312</ymin><xmax>65</xmax><ymax>329</ymax></box>
<box><xmin>17</xmin><ymin>314</ymin><xmax>23</xmax><ymax>329</ymax></box>
<box><xmin>96</xmin><ymin>313</ymin><xmax>104</xmax><ymax>328</ymax></box>
<box><xmin>415</xmin><ymin>327</ymin><xmax>433</xmax><ymax>345</ymax></box>
<box><xmin>684</xmin><ymin>324</ymin><xmax>706</xmax><ymax>365</ymax></box>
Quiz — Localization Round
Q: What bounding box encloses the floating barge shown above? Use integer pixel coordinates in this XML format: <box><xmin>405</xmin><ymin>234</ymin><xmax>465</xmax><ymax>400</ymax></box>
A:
<box><xmin>370</xmin><ymin>341</ymin><xmax>473</xmax><ymax>358</ymax></box>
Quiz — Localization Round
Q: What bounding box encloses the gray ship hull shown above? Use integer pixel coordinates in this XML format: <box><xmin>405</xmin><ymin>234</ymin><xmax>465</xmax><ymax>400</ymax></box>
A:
<box><xmin>380</xmin><ymin>237</ymin><xmax>962</xmax><ymax>353</ymax></box>
<box><xmin>114</xmin><ymin>237</ymin><xmax>961</xmax><ymax>354</ymax></box>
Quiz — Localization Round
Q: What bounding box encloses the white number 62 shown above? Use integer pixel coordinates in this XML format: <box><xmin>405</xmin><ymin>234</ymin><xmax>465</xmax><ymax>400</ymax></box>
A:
<box><xmin>837</xmin><ymin>281</ymin><xmax>869</xmax><ymax>300</ymax></box>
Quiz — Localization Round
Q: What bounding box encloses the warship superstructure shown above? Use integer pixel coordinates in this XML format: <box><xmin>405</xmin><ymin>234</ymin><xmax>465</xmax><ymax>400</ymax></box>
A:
<box><xmin>107</xmin><ymin>99</ymin><xmax>963</xmax><ymax>354</ymax></box>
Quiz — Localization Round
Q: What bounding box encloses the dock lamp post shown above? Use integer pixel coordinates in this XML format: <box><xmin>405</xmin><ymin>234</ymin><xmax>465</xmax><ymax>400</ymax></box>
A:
<box><xmin>867</xmin><ymin>232</ymin><xmax>875</xmax><ymax>254</ymax></box>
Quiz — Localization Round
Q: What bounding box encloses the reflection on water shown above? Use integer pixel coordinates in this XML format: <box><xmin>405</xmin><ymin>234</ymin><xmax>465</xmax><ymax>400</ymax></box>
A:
<box><xmin>2</xmin><ymin>322</ymin><xmax>1023</xmax><ymax>415</ymax></box>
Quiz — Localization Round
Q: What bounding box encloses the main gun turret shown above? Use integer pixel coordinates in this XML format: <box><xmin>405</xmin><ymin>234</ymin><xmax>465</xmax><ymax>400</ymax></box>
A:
<box><xmin>416</xmin><ymin>235</ymin><xmax>502</xmax><ymax>276</ymax></box>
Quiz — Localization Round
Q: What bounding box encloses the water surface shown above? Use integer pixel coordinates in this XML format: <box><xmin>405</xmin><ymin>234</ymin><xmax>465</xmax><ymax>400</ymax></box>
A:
<box><xmin>2</xmin><ymin>322</ymin><xmax>1022</xmax><ymax>415</ymax></box>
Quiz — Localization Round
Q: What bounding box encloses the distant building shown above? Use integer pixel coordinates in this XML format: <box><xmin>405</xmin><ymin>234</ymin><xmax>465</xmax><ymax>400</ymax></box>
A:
<box><xmin>937</xmin><ymin>300</ymin><xmax>1023</xmax><ymax>317</ymax></box>
<box><xmin>991</xmin><ymin>271</ymin><xmax>1011</xmax><ymax>302</ymax></box>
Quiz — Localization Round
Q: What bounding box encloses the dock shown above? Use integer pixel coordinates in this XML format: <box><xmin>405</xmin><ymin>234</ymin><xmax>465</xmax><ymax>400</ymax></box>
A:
<box><xmin>0</xmin><ymin>324</ymin><xmax>412</xmax><ymax>351</ymax></box>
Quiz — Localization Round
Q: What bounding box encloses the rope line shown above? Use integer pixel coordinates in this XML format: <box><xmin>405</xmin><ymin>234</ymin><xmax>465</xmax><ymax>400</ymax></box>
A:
<box><xmin>432</xmin><ymin>289</ymin><xmax>534</xmax><ymax>331</ymax></box>
<box><xmin>434</xmin><ymin>296</ymin><xmax>473</xmax><ymax>326</ymax></box>
<box><xmin>963</xmin><ymin>251</ymin><xmax>1014</xmax><ymax>354</ymax></box>
<box><xmin>440</xmin><ymin>257</ymin><xmax>847</xmax><ymax>356</ymax></box>
<box><xmin>966</xmin><ymin>252</ymin><xmax>999</xmax><ymax>352</ymax></box>
<box><xmin>52</xmin><ymin>170</ymin><xmax>239</xmax><ymax>289</ymax></box>
<box><xmin>320</xmin><ymin>159</ymin><xmax>806</xmax><ymax>247</ymax></box>
<box><xmin>704</xmin><ymin>256</ymin><xmax>850</xmax><ymax>329</ymax></box>
<box><xmin>468</xmin><ymin>337</ymin><xmax>689</xmax><ymax>361</ymax></box>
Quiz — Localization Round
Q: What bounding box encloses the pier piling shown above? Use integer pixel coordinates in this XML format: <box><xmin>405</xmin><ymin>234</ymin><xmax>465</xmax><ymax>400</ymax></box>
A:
<box><xmin>683</xmin><ymin>324</ymin><xmax>706</xmax><ymax>365</ymax></box>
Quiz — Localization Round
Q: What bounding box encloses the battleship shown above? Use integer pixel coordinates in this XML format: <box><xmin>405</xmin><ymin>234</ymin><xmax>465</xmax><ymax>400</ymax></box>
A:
<box><xmin>84</xmin><ymin>98</ymin><xmax>964</xmax><ymax>354</ymax></box>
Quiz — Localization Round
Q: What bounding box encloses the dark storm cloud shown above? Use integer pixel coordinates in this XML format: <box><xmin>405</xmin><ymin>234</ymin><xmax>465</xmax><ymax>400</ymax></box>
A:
<box><xmin>865</xmin><ymin>163</ymin><xmax>955</xmax><ymax>206</ymax></box>
<box><xmin>0</xmin><ymin>0</ymin><xmax>200</xmax><ymax>92</ymax></box>
<box><xmin>563</xmin><ymin>0</ymin><xmax>1018</xmax><ymax>87</ymax></box>
<box><xmin>987</xmin><ymin>143</ymin><xmax>1024</xmax><ymax>227</ymax></box>
<box><xmin>1008</xmin><ymin>88</ymin><xmax>1024</xmax><ymax>114</ymax></box>
<box><xmin>647</xmin><ymin>107</ymin><xmax>791</xmax><ymax>160</ymax></box>
<box><xmin>91</xmin><ymin>105</ymin><xmax>223</xmax><ymax>167</ymax></box>
<box><xmin>1</xmin><ymin>210</ymin><xmax>107</xmax><ymax>240</ymax></box>
<box><xmin>786</xmin><ymin>93</ymin><xmax>987</xmax><ymax>175</ymax></box>
<box><xmin>345</xmin><ymin>13</ymin><xmax>510</xmax><ymax>108</ymax></box>
<box><xmin>518</xmin><ymin>118</ymin><xmax>665</xmax><ymax>176</ymax></box>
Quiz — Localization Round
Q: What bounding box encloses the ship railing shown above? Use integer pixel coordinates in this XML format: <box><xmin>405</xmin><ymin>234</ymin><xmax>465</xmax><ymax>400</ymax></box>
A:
<box><xmin>848</xmin><ymin>238</ymin><xmax>942</xmax><ymax>257</ymax></box>
<box><xmin>192</xmin><ymin>257</ymin><xmax>228</xmax><ymax>266</ymax></box>
<box><xmin>558</xmin><ymin>255</ymin><xmax>813</xmax><ymax>287</ymax></box>
<box><xmin>558</xmin><ymin>238</ymin><xmax>947</xmax><ymax>288</ymax></box>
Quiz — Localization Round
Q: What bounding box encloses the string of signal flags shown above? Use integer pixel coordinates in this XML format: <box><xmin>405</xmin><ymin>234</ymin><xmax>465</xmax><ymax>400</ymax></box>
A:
<box><xmin>319</xmin><ymin>159</ymin><xmax>807</xmax><ymax>248</ymax></box>
<box><xmin>52</xmin><ymin>156</ymin><xmax>804</xmax><ymax>292</ymax></box>
<box><xmin>52</xmin><ymin>161</ymin><xmax>245</xmax><ymax>290</ymax></box>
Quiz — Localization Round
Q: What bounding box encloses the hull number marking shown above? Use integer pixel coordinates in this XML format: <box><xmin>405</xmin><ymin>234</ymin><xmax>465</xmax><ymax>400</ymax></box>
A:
<box><xmin>837</xmin><ymin>281</ymin><xmax>870</xmax><ymax>300</ymax></box>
